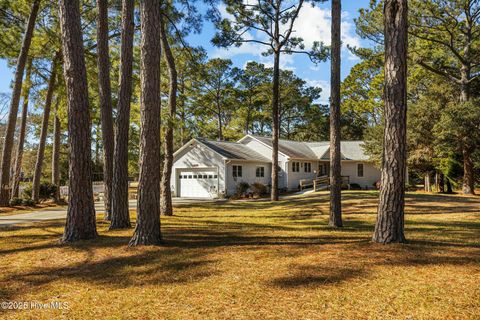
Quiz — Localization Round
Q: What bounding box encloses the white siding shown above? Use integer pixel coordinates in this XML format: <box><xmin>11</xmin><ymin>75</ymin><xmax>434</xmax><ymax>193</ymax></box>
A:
<box><xmin>239</xmin><ymin>137</ymin><xmax>288</xmax><ymax>189</ymax></box>
<box><xmin>341</xmin><ymin>161</ymin><xmax>380</xmax><ymax>189</ymax></box>
<box><xmin>286</xmin><ymin>160</ymin><xmax>319</xmax><ymax>190</ymax></box>
<box><xmin>225</xmin><ymin>161</ymin><xmax>272</xmax><ymax>196</ymax></box>
<box><xmin>171</xmin><ymin>143</ymin><xmax>226</xmax><ymax>197</ymax></box>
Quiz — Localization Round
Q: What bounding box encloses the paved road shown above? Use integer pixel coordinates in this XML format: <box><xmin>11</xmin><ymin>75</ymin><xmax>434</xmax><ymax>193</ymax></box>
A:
<box><xmin>0</xmin><ymin>198</ymin><xmax>224</xmax><ymax>227</ymax></box>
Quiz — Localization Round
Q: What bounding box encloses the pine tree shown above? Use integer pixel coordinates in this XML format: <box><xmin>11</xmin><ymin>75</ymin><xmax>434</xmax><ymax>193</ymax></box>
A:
<box><xmin>373</xmin><ymin>0</ymin><xmax>408</xmax><ymax>244</ymax></box>
<box><xmin>58</xmin><ymin>0</ymin><xmax>97</xmax><ymax>242</ymax></box>
<box><xmin>0</xmin><ymin>0</ymin><xmax>40</xmax><ymax>206</ymax></box>
<box><xmin>110</xmin><ymin>0</ymin><xmax>135</xmax><ymax>229</ymax></box>
<box><xmin>129</xmin><ymin>0</ymin><xmax>162</xmax><ymax>246</ymax></box>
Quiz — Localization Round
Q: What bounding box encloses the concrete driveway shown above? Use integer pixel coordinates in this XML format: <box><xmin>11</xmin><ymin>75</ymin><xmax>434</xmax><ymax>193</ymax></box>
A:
<box><xmin>0</xmin><ymin>198</ymin><xmax>224</xmax><ymax>227</ymax></box>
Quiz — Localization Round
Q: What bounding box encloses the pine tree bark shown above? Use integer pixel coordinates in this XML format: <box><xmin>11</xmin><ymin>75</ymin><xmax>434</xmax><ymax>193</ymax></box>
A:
<box><xmin>438</xmin><ymin>172</ymin><xmax>445</xmax><ymax>193</ymax></box>
<box><xmin>446</xmin><ymin>178</ymin><xmax>453</xmax><ymax>194</ymax></box>
<box><xmin>129</xmin><ymin>0</ymin><xmax>162</xmax><ymax>246</ymax></box>
<box><xmin>329</xmin><ymin>0</ymin><xmax>342</xmax><ymax>228</ymax></box>
<box><xmin>58</xmin><ymin>0</ymin><xmax>97</xmax><ymax>242</ymax></box>
<box><xmin>159</xmin><ymin>14</ymin><xmax>177</xmax><ymax>216</ymax></box>
<box><xmin>0</xmin><ymin>0</ymin><xmax>40</xmax><ymax>206</ymax></box>
<box><xmin>96</xmin><ymin>0</ymin><xmax>115</xmax><ymax>220</ymax></box>
<box><xmin>110</xmin><ymin>0</ymin><xmax>135</xmax><ymax>230</ymax></box>
<box><xmin>462</xmin><ymin>146</ymin><xmax>475</xmax><ymax>194</ymax></box>
<box><xmin>52</xmin><ymin>99</ymin><xmax>61</xmax><ymax>203</ymax></box>
<box><xmin>32</xmin><ymin>56</ymin><xmax>59</xmax><ymax>203</ymax></box>
<box><xmin>271</xmin><ymin>49</ymin><xmax>280</xmax><ymax>201</ymax></box>
<box><xmin>11</xmin><ymin>58</ymin><xmax>33</xmax><ymax>199</ymax></box>
<box><xmin>372</xmin><ymin>0</ymin><xmax>408</xmax><ymax>244</ymax></box>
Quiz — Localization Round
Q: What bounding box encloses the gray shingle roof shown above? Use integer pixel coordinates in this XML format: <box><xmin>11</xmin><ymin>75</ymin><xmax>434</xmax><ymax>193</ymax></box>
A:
<box><xmin>249</xmin><ymin>135</ymin><xmax>369</xmax><ymax>161</ymax></box>
<box><xmin>249</xmin><ymin>135</ymin><xmax>319</xmax><ymax>159</ymax></box>
<box><xmin>339</xmin><ymin>141</ymin><xmax>369</xmax><ymax>160</ymax></box>
<box><xmin>183</xmin><ymin>136</ymin><xmax>369</xmax><ymax>162</ymax></box>
<box><xmin>305</xmin><ymin>141</ymin><xmax>330</xmax><ymax>158</ymax></box>
<box><xmin>197</xmin><ymin>139</ymin><xmax>271</xmax><ymax>162</ymax></box>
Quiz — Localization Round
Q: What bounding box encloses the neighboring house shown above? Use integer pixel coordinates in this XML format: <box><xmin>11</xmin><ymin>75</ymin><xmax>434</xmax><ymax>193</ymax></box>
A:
<box><xmin>171</xmin><ymin>134</ymin><xmax>381</xmax><ymax>198</ymax></box>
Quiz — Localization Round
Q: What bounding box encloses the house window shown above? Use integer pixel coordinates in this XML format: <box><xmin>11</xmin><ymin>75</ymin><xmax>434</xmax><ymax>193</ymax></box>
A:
<box><xmin>256</xmin><ymin>166</ymin><xmax>265</xmax><ymax>177</ymax></box>
<box><xmin>357</xmin><ymin>163</ymin><xmax>364</xmax><ymax>177</ymax></box>
<box><xmin>292</xmin><ymin>162</ymin><xmax>300</xmax><ymax>172</ymax></box>
<box><xmin>304</xmin><ymin>163</ymin><xmax>311</xmax><ymax>173</ymax></box>
<box><xmin>233</xmin><ymin>165</ymin><xmax>243</xmax><ymax>178</ymax></box>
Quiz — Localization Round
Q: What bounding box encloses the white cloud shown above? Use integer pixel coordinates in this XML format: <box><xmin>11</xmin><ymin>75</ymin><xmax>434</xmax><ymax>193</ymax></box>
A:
<box><xmin>293</xmin><ymin>6</ymin><xmax>360</xmax><ymax>50</ymax></box>
<box><xmin>212</xmin><ymin>3</ymin><xmax>362</xmax><ymax>67</ymax></box>
<box><xmin>305</xmin><ymin>79</ymin><xmax>330</xmax><ymax>105</ymax></box>
<box><xmin>259</xmin><ymin>54</ymin><xmax>296</xmax><ymax>70</ymax></box>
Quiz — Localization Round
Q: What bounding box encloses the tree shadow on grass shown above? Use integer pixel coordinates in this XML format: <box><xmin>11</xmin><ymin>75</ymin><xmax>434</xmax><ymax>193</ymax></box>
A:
<box><xmin>0</xmin><ymin>243</ymin><xmax>218</xmax><ymax>316</ymax></box>
<box><xmin>2</xmin><ymin>191</ymin><xmax>479</xmax><ymax>307</ymax></box>
<box><xmin>270</xmin><ymin>265</ymin><xmax>364</xmax><ymax>288</ymax></box>
<box><xmin>269</xmin><ymin>239</ymin><xmax>480</xmax><ymax>289</ymax></box>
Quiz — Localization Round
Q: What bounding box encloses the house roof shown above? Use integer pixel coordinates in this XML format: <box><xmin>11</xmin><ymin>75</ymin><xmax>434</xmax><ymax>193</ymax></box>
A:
<box><xmin>247</xmin><ymin>135</ymin><xmax>319</xmax><ymax>160</ymax></box>
<box><xmin>196</xmin><ymin>138</ymin><xmax>271</xmax><ymax>162</ymax></box>
<box><xmin>305</xmin><ymin>141</ymin><xmax>330</xmax><ymax>159</ymax></box>
<box><xmin>175</xmin><ymin>136</ymin><xmax>370</xmax><ymax>163</ymax></box>
<box><xmin>245</xmin><ymin>135</ymin><xmax>369</xmax><ymax>161</ymax></box>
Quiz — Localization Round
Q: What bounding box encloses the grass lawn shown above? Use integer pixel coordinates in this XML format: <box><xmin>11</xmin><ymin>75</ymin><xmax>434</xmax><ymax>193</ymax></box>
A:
<box><xmin>1</xmin><ymin>191</ymin><xmax>479</xmax><ymax>319</ymax></box>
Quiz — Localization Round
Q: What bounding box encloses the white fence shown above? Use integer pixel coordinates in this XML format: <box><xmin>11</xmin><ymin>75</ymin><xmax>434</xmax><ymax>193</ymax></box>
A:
<box><xmin>60</xmin><ymin>182</ymin><xmax>139</xmax><ymax>197</ymax></box>
<box><xmin>60</xmin><ymin>182</ymin><xmax>105</xmax><ymax>197</ymax></box>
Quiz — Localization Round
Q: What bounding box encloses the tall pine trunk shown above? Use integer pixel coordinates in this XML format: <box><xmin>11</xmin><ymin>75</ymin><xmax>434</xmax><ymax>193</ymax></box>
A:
<box><xmin>159</xmin><ymin>14</ymin><xmax>177</xmax><ymax>216</ymax></box>
<box><xmin>96</xmin><ymin>0</ymin><xmax>115</xmax><ymax>219</ymax></box>
<box><xmin>329</xmin><ymin>0</ymin><xmax>342</xmax><ymax>228</ymax></box>
<box><xmin>58</xmin><ymin>0</ymin><xmax>97</xmax><ymax>242</ymax></box>
<box><xmin>438</xmin><ymin>172</ymin><xmax>445</xmax><ymax>193</ymax></box>
<box><xmin>271</xmin><ymin>49</ymin><xmax>280</xmax><ymax>201</ymax></box>
<box><xmin>11</xmin><ymin>58</ymin><xmax>33</xmax><ymax>199</ymax></box>
<box><xmin>129</xmin><ymin>0</ymin><xmax>162</xmax><ymax>246</ymax></box>
<box><xmin>372</xmin><ymin>0</ymin><xmax>408</xmax><ymax>244</ymax></box>
<box><xmin>462</xmin><ymin>146</ymin><xmax>475</xmax><ymax>194</ymax></box>
<box><xmin>32</xmin><ymin>56</ymin><xmax>58</xmax><ymax>203</ymax></box>
<box><xmin>446</xmin><ymin>178</ymin><xmax>453</xmax><ymax>194</ymax></box>
<box><xmin>110</xmin><ymin>0</ymin><xmax>135</xmax><ymax>229</ymax></box>
<box><xmin>52</xmin><ymin>99</ymin><xmax>61</xmax><ymax>203</ymax></box>
<box><xmin>0</xmin><ymin>0</ymin><xmax>40</xmax><ymax>206</ymax></box>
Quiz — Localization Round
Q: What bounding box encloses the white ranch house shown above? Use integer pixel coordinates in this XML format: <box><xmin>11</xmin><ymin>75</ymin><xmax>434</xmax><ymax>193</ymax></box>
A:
<box><xmin>171</xmin><ymin>134</ymin><xmax>381</xmax><ymax>199</ymax></box>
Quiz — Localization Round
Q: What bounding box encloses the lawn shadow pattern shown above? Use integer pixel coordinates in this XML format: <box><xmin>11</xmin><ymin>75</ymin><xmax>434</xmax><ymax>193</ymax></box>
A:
<box><xmin>0</xmin><ymin>191</ymin><xmax>479</xmax><ymax>316</ymax></box>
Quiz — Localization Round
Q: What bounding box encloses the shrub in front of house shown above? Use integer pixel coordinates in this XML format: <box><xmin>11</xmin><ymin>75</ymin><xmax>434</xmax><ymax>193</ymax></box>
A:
<box><xmin>350</xmin><ymin>183</ymin><xmax>362</xmax><ymax>190</ymax></box>
<box><xmin>251</xmin><ymin>182</ymin><xmax>267</xmax><ymax>197</ymax></box>
<box><xmin>236</xmin><ymin>182</ymin><xmax>250</xmax><ymax>197</ymax></box>
<box><xmin>39</xmin><ymin>182</ymin><xmax>58</xmax><ymax>200</ymax></box>
<box><xmin>23</xmin><ymin>182</ymin><xmax>58</xmax><ymax>202</ymax></box>
<box><xmin>22</xmin><ymin>198</ymin><xmax>36</xmax><ymax>206</ymax></box>
<box><xmin>9</xmin><ymin>197</ymin><xmax>23</xmax><ymax>206</ymax></box>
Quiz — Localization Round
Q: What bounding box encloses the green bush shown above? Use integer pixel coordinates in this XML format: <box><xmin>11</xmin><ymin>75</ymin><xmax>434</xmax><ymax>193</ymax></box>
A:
<box><xmin>22</xmin><ymin>198</ymin><xmax>35</xmax><ymax>206</ymax></box>
<box><xmin>22</xmin><ymin>182</ymin><xmax>57</xmax><ymax>201</ymax></box>
<box><xmin>22</xmin><ymin>185</ymin><xmax>32</xmax><ymax>198</ymax></box>
<box><xmin>39</xmin><ymin>182</ymin><xmax>57</xmax><ymax>200</ymax></box>
<box><xmin>251</xmin><ymin>182</ymin><xmax>267</xmax><ymax>196</ymax></box>
<box><xmin>236</xmin><ymin>182</ymin><xmax>250</xmax><ymax>197</ymax></box>
<box><xmin>350</xmin><ymin>183</ymin><xmax>362</xmax><ymax>190</ymax></box>
<box><xmin>9</xmin><ymin>197</ymin><xmax>23</xmax><ymax>206</ymax></box>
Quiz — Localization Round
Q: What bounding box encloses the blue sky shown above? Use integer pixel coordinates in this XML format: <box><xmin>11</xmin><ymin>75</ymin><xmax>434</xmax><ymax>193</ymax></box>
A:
<box><xmin>0</xmin><ymin>0</ymin><xmax>371</xmax><ymax>105</ymax></box>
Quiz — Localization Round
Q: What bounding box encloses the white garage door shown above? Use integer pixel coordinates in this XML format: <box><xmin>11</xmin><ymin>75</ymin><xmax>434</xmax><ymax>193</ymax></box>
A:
<box><xmin>178</xmin><ymin>169</ymin><xmax>218</xmax><ymax>198</ymax></box>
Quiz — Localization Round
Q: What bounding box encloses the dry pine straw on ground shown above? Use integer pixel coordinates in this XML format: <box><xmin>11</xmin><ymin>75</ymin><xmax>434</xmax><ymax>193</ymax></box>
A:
<box><xmin>0</xmin><ymin>191</ymin><xmax>479</xmax><ymax>319</ymax></box>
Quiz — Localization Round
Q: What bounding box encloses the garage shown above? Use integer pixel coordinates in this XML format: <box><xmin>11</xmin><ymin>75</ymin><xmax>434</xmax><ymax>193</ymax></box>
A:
<box><xmin>178</xmin><ymin>169</ymin><xmax>218</xmax><ymax>198</ymax></box>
